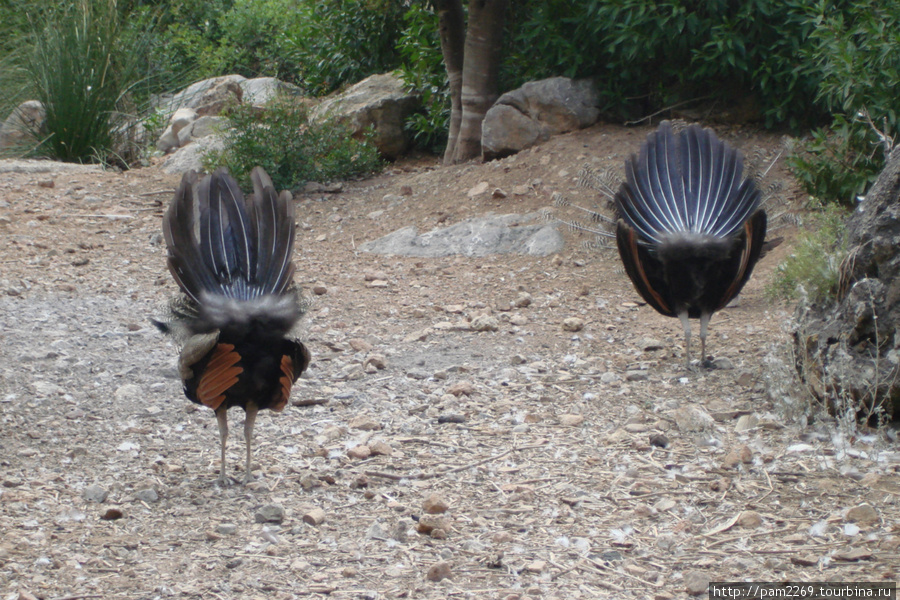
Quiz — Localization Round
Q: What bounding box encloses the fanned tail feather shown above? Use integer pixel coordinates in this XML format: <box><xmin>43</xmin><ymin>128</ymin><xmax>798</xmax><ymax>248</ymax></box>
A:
<box><xmin>162</xmin><ymin>168</ymin><xmax>301</xmax><ymax>337</ymax></box>
<box><xmin>615</xmin><ymin>122</ymin><xmax>762</xmax><ymax>244</ymax></box>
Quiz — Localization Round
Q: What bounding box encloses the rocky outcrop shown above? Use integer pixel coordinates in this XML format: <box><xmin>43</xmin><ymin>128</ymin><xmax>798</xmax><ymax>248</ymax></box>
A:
<box><xmin>482</xmin><ymin>77</ymin><xmax>599</xmax><ymax>160</ymax></box>
<box><xmin>311</xmin><ymin>72</ymin><xmax>420</xmax><ymax>159</ymax></box>
<box><xmin>794</xmin><ymin>148</ymin><xmax>900</xmax><ymax>419</ymax></box>
<box><xmin>154</xmin><ymin>76</ymin><xmax>309</xmax><ymax>171</ymax></box>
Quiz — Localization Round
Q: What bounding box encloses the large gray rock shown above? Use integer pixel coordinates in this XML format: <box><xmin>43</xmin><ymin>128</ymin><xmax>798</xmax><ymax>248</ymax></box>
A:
<box><xmin>359</xmin><ymin>213</ymin><xmax>563</xmax><ymax>258</ymax></box>
<box><xmin>160</xmin><ymin>75</ymin><xmax>246</xmax><ymax>116</ymax></box>
<box><xmin>311</xmin><ymin>72</ymin><xmax>420</xmax><ymax>159</ymax></box>
<box><xmin>160</xmin><ymin>136</ymin><xmax>225</xmax><ymax>174</ymax></box>
<box><xmin>794</xmin><ymin>147</ymin><xmax>900</xmax><ymax>419</ymax></box>
<box><xmin>0</xmin><ymin>100</ymin><xmax>45</xmax><ymax>153</ymax></box>
<box><xmin>241</xmin><ymin>76</ymin><xmax>304</xmax><ymax>107</ymax></box>
<box><xmin>482</xmin><ymin>77</ymin><xmax>599</xmax><ymax>160</ymax></box>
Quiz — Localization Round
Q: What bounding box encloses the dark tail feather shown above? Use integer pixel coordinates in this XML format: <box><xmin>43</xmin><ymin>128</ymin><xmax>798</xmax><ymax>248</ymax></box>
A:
<box><xmin>615</xmin><ymin>122</ymin><xmax>762</xmax><ymax>243</ymax></box>
<box><xmin>161</xmin><ymin>168</ymin><xmax>301</xmax><ymax>336</ymax></box>
<box><xmin>248</xmin><ymin>167</ymin><xmax>295</xmax><ymax>295</ymax></box>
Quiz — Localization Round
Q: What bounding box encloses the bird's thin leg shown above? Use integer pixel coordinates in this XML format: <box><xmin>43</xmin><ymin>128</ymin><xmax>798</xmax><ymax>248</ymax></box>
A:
<box><xmin>699</xmin><ymin>312</ymin><xmax>712</xmax><ymax>365</ymax></box>
<box><xmin>678</xmin><ymin>311</ymin><xmax>692</xmax><ymax>369</ymax></box>
<box><xmin>216</xmin><ymin>408</ymin><xmax>229</xmax><ymax>485</ymax></box>
<box><xmin>243</xmin><ymin>402</ymin><xmax>259</xmax><ymax>484</ymax></box>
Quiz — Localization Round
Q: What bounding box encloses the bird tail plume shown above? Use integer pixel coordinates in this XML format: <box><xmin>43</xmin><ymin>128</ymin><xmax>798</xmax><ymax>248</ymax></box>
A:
<box><xmin>614</xmin><ymin>121</ymin><xmax>762</xmax><ymax>245</ymax></box>
<box><xmin>161</xmin><ymin>167</ymin><xmax>301</xmax><ymax>337</ymax></box>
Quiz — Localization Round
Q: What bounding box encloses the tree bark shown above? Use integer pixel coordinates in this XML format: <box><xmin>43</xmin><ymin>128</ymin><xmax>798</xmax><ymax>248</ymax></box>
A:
<box><xmin>434</xmin><ymin>0</ymin><xmax>508</xmax><ymax>165</ymax></box>
<box><xmin>451</xmin><ymin>0</ymin><xmax>508</xmax><ymax>164</ymax></box>
<box><xmin>433</xmin><ymin>0</ymin><xmax>466</xmax><ymax>165</ymax></box>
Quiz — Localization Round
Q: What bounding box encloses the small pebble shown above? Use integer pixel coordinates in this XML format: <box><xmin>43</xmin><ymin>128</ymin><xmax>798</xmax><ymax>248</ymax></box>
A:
<box><xmin>370</xmin><ymin>440</ymin><xmax>393</xmax><ymax>456</ymax></box>
<box><xmin>216</xmin><ymin>523</ymin><xmax>237</xmax><ymax>535</ymax></box>
<box><xmin>134</xmin><ymin>488</ymin><xmax>158</xmax><ymax>503</ymax></box>
<box><xmin>684</xmin><ymin>570</ymin><xmax>709</xmax><ymax>595</ymax></box>
<box><xmin>423</xmin><ymin>493</ymin><xmax>450</xmax><ymax>514</ymax></box>
<box><xmin>558</xmin><ymin>414</ymin><xmax>584</xmax><ymax>427</ymax></box>
<box><xmin>426</xmin><ymin>560</ymin><xmax>452</xmax><ymax>582</ymax></box>
<box><xmin>100</xmin><ymin>508</ymin><xmax>123</xmax><ymax>521</ymax></box>
<box><xmin>845</xmin><ymin>503</ymin><xmax>879</xmax><ymax>525</ymax></box>
<box><xmin>562</xmin><ymin>317</ymin><xmax>584</xmax><ymax>332</ymax></box>
<box><xmin>302</xmin><ymin>507</ymin><xmax>327</xmax><ymax>526</ymax></box>
<box><xmin>348</xmin><ymin>445</ymin><xmax>371</xmax><ymax>459</ymax></box>
<box><xmin>255</xmin><ymin>503</ymin><xmax>285</xmax><ymax>524</ymax></box>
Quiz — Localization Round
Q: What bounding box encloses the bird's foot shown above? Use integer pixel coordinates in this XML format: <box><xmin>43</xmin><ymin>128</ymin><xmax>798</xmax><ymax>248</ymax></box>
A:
<box><xmin>242</xmin><ymin>472</ymin><xmax>255</xmax><ymax>486</ymax></box>
<box><xmin>217</xmin><ymin>472</ymin><xmax>235</xmax><ymax>486</ymax></box>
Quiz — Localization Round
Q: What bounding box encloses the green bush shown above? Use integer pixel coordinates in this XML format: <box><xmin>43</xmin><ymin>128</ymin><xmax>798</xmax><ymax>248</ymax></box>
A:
<box><xmin>768</xmin><ymin>202</ymin><xmax>848</xmax><ymax>303</ymax></box>
<box><xmin>504</xmin><ymin>0</ymin><xmax>826</xmax><ymax>129</ymax></box>
<box><xmin>21</xmin><ymin>0</ymin><xmax>156</xmax><ymax>164</ymax></box>
<box><xmin>788</xmin><ymin>1</ymin><xmax>900</xmax><ymax>205</ymax></box>
<box><xmin>397</xmin><ymin>3</ymin><xmax>448</xmax><ymax>153</ymax></box>
<box><xmin>135</xmin><ymin>0</ymin><xmax>310</xmax><ymax>86</ymax></box>
<box><xmin>284</xmin><ymin>0</ymin><xmax>409</xmax><ymax>95</ymax></box>
<box><xmin>203</xmin><ymin>96</ymin><xmax>383</xmax><ymax>190</ymax></box>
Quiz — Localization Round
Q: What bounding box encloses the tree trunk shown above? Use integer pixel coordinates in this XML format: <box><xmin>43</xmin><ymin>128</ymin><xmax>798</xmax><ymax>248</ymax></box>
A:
<box><xmin>436</xmin><ymin>0</ymin><xmax>508</xmax><ymax>165</ymax></box>
<box><xmin>433</xmin><ymin>0</ymin><xmax>466</xmax><ymax>165</ymax></box>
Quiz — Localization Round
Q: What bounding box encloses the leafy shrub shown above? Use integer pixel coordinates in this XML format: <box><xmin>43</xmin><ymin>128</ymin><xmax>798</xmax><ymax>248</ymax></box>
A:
<box><xmin>788</xmin><ymin>115</ymin><xmax>883</xmax><ymax>206</ymax></box>
<box><xmin>504</xmin><ymin>0</ymin><xmax>826</xmax><ymax>128</ymax></box>
<box><xmin>203</xmin><ymin>96</ymin><xmax>383</xmax><ymax>190</ymax></box>
<box><xmin>768</xmin><ymin>202</ymin><xmax>848</xmax><ymax>303</ymax></box>
<box><xmin>136</xmin><ymin>0</ymin><xmax>310</xmax><ymax>86</ymax></box>
<box><xmin>397</xmin><ymin>3</ymin><xmax>448</xmax><ymax>153</ymax></box>
<box><xmin>284</xmin><ymin>0</ymin><xmax>409</xmax><ymax>95</ymax></box>
<box><xmin>788</xmin><ymin>1</ymin><xmax>900</xmax><ymax>205</ymax></box>
<box><xmin>22</xmin><ymin>0</ymin><xmax>156</xmax><ymax>164</ymax></box>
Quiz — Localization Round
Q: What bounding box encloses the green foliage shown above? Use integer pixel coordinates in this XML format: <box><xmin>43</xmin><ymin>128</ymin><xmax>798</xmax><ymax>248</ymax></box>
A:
<box><xmin>284</xmin><ymin>0</ymin><xmax>409</xmax><ymax>95</ymax></box>
<box><xmin>505</xmin><ymin>0</ymin><xmax>826</xmax><ymax>129</ymax></box>
<box><xmin>788</xmin><ymin>1</ymin><xmax>900</xmax><ymax>205</ymax></box>
<box><xmin>768</xmin><ymin>202</ymin><xmax>848</xmax><ymax>303</ymax></box>
<box><xmin>137</xmin><ymin>0</ymin><xmax>310</xmax><ymax>85</ymax></box>
<box><xmin>203</xmin><ymin>96</ymin><xmax>383</xmax><ymax>190</ymax></box>
<box><xmin>20</xmin><ymin>0</ymin><xmax>156</xmax><ymax>164</ymax></box>
<box><xmin>788</xmin><ymin>115</ymin><xmax>883</xmax><ymax>206</ymax></box>
<box><xmin>397</xmin><ymin>3</ymin><xmax>448</xmax><ymax>153</ymax></box>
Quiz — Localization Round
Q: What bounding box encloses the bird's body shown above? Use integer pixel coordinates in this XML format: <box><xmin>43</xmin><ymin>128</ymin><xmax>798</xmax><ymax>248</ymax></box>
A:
<box><xmin>154</xmin><ymin>167</ymin><xmax>310</xmax><ymax>484</ymax></box>
<box><xmin>614</xmin><ymin>121</ymin><xmax>766</xmax><ymax>367</ymax></box>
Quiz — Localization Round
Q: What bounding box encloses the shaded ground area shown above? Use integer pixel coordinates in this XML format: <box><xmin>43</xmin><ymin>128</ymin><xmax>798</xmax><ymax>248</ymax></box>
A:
<box><xmin>1</xmin><ymin>122</ymin><xmax>898</xmax><ymax>599</ymax></box>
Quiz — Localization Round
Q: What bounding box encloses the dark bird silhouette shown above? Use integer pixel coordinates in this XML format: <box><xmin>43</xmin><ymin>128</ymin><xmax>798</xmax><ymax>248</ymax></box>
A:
<box><xmin>153</xmin><ymin>167</ymin><xmax>310</xmax><ymax>484</ymax></box>
<box><xmin>614</xmin><ymin>121</ymin><xmax>767</xmax><ymax>368</ymax></box>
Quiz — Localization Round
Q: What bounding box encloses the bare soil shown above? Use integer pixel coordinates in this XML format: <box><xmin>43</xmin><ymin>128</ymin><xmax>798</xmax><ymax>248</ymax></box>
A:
<box><xmin>1</xmin><ymin>122</ymin><xmax>898</xmax><ymax>600</ymax></box>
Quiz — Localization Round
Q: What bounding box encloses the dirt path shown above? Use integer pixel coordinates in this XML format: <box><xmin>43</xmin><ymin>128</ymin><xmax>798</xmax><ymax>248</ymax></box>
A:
<box><xmin>1</xmin><ymin>123</ymin><xmax>897</xmax><ymax>599</ymax></box>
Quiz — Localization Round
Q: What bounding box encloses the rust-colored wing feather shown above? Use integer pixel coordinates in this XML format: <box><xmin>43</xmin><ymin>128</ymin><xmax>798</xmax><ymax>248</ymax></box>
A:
<box><xmin>196</xmin><ymin>343</ymin><xmax>243</xmax><ymax>410</ymax></box>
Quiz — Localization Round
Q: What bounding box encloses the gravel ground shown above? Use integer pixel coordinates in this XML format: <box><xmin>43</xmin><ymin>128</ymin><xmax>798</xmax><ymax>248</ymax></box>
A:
<box><xmin>1</xmin><ymin>122</ymin><xmax>898</xmax><ymax>600</ymax></box>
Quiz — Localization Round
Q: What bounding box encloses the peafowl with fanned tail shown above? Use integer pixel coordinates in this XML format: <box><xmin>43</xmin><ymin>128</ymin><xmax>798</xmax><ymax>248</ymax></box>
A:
<box><xmin>153</xmin><ymin>167</ymin><xmax>310</xmax><ymax>484</ymax></box>
<box><xmin>551</xmin><ymin>121</ymin><xmax>786</xmax><ymax>368</ymax></box>
<box><xmin>614</xmin><ymin>121</ymin><xmax>768</xmax><ymax>368</ymax></box>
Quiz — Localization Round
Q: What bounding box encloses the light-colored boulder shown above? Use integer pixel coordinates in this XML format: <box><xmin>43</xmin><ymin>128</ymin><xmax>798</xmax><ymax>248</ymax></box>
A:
<box><xmin>241</xmin><ymin>77</ymin><xmax>304</xmax><ymax>107</ymax></box>
<box><xmin>177</xmin><ymin>115</ymin><xmax>227</xmax><ymax>148</ymax></box>
<box><xmin>311</xmin><ymin>72</ymin><xmax>420</xmax><ymax>159</ymax></box>
<box><xmin>161</xmin><ymin>75</ymin><xmax>245</xmax><ymax>116</ymax></box>
<box><xmin>160</xmin><ymin>135</ymin><xmax>226</xmax><ymax>175</ymax></box>
<box><xmin>482</xmin><ymin>77</ymin><xmax>599</xmax><ymax>160</ymax></box>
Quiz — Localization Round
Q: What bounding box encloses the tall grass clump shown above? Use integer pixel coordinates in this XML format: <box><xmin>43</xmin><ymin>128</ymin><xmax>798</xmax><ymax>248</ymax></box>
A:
<box><xmin>24</xmin><ymin>0</ymin><xmax>154</xmax><ymax>164</ymax></box>
<box><xmin>203</xmin><ymin>96</ymin><xmax>383</xmax><ymax>191</ymax></box>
